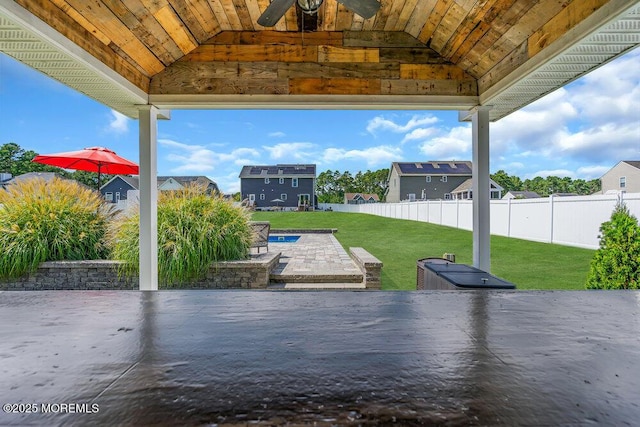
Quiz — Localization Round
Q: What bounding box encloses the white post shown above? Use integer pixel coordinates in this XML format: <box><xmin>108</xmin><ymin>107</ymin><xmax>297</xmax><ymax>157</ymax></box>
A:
<box><xmin>549</xmin><ymin>194</ymin><xmax>555</xmax><ymax>244</ymax></box>
<box><xmin>138</xmin><ymin>106</ymin><xmax>159</xmax><ymax>291</ymax></box>
<box><xmin>471</xmin><ymin>107</ymin><xmax>491</xmax><ymax>272</ymax></box>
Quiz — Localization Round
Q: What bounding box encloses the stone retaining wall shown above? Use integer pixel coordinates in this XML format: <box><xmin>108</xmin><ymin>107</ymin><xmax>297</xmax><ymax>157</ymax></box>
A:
<box><xmin>349</xmin><ymin>247</ymin><xmax>383</xmax><ymax>290</ymax></box>
<box><xmin>0</xmin><ymin>253</ymin><xmax>280</xmax><ymax>291</ymax></box>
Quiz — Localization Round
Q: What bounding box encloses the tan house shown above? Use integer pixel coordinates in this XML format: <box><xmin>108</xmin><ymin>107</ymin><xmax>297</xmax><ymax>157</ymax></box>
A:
<box><xmin>344</xmin><ymin>193</ymin><xmax>380</xmax><ymax>204</ymax></box>
<box><xmin>450</xmin><ymin>178</ymin><xmax>504</xmax><ymax>200</ymax></box>
<box><xmin>599</xmin><ymin>161</ymin><xmax>640</xmax><ymax>194</ymax></box>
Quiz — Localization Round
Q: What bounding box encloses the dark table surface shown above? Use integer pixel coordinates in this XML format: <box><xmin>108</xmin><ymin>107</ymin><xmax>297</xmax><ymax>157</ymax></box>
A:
<box><xmin>1</xmin><ymin>290</ymin><xmax>639</xmax><ymax>426</ymax></box>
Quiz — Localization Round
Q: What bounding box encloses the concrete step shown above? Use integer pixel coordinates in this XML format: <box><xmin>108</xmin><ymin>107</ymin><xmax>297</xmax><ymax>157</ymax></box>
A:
<box><xmin>267</xmin><ymin>282</ymin><xmax>367</xmax><ymax>290</ymax></box>
<box><xmin>269</xmin><ymin>271</ymin><xmax>363</xmax><ymax>284</ymax></box>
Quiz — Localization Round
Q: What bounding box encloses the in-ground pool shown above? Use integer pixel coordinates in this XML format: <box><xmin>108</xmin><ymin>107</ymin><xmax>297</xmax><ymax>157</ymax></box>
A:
<box><xmin>268</xmin><ymin>235</ymin><xmax>301</xmax><ymax>243</ymax></box>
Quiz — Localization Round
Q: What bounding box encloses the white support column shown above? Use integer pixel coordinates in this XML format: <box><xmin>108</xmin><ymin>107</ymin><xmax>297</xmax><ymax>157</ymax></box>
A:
<box><xmin>470</xmin><ymin>107</ymin><xmax>491</xmax><ymax>272</ymax></box>
<box><xmin>137</xmin><ymin>106</ymin><xmax>166</xmax><ymax>291</ymax></box>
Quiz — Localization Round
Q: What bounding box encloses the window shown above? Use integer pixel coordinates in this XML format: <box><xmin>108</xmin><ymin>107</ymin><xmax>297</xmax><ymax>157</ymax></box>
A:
<box><xmin>444</xmin><ymin>193</ymin><xmax>451</xmax><ymax>200</ymax></box>
<box><xmin>264</xmin><ymin>177</ymin><xmax>270</xmax><ymax>184</ymax></box>
<box><xmin>441</xmin><ymin>176</ymin><xmax>448</xmax><ymax>182</ymax></box>
<box><xmin>292</xmin><ymin>178</ymin><xmax>298</xmax><ymax>187</ymax></box>
<box><xmin>279</xmin><ymin>178</ymin><xmax>285</xmax><ymax>184</ymax></box>
<box><xmin>259</xmin><ymin>193</ymin><xmax>265</xmax><ymax>200</ymax></box>
<box><xmin>408</xmin><ymin>193</ymin><xmax>416</xmax><ymax>201</ymax></box>
<box><xmin>426</xmin><ymin>176</ymin><xmax>431</xmax><ymax>183</ymax></box>
<box><xmin>620</xmin><ymin>176</ymin><xmax>626</xmax><ymax>188</ymax></box>
<box><xmin>105</xmin><ymin>192</ymin><xmax>113</xmax><ymax>202</ymax></box>
<box><xmin>249</xmin><ymin>194</ymin><xmax>255</xmax><ymax>202</ymax></box>
<box><xmin>115</xmin><ymin>192</ymin><xmax>121</xmax><ymax>202</ymax></box>
<box><xmin>281</xmin><ymin>194</ymin><xmax>287</xmax><ymax>201</ymax></box>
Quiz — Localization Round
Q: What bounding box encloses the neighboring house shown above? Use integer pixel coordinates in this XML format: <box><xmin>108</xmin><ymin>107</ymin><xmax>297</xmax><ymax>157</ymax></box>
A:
<box><xmin>100</xmin><ymin>175</ymin><xmax>219</xmax><ymax>204</ymax></box>
<box><xmin>239</xmin><ymin>164</ymin><xmax>316</xmax><ymax>210</ymax></box>
<box><xmin>5</xmin><ymin>171</ymin><xmax>61</xmax><ymax>184</ymax></box>
<box><xmin>599</xmin><ymin>161</ymin><xmax>640</xmax><ymax>194</ymax></box>
<box><xmin>0</xmin><ymin>172</ymin><xmax>12</xmax><ymax>189</ymax></box>
<box><xmin>385</xmin><ymin>161</ymin><xmax>474</xmax><ymax>202</ymax></box>
<box><xmin>344</xmin><ymin>192</ymin><xmax>380</xmax><ymax>204</ymax></box>
<box><xmin>3</xmin><ymin>171</ymin><xmax>85</xmax><ymax>187</ymax></box>
<box><xmin>450</xmin><ymin>178</ymin><xmax>503</xmax><ymax>200</ymax></box>
<box><xmin>503</xmin><ymin>191</ymin><xmax>541</xmax><ymax>200</ymax></box>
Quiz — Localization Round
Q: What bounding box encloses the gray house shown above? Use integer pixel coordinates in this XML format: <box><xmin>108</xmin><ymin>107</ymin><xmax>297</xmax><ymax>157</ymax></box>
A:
<box><xmin>386</xmin><ymin>161</ymin><xmax>474</xmax><ymax>202</ymax></box>
<box><xmin>599</xmin><ymin>161</ymin><xmax>640</xmax><ymax>194</ymax></box>
<box><xmin>239</xmin><ymin>164</ymin><xmax>316</xmax><ymax>210</ymax></box>
<box><xmin>100</xmin><ymin>175</ymin><xmax>219</xmax><ymax>203</ymax></box>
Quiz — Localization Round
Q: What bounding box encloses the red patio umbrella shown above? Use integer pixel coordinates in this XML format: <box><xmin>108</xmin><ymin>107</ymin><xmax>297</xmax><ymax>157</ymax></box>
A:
<box><xmin>32</xmin><ymin>146</ymin><xmax>139</xmax><ymax>189</ymax></box>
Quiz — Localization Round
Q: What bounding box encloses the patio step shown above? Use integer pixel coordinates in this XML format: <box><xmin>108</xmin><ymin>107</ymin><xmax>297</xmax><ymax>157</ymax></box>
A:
<box><xmin>269</xmin><ymin>271</ymin><xmax>364</xmax><ymax>284</ymax></box>
<box><xmin>269</xmin><ymin>259</ymin><xmax>364</xmax><ymax>284</ymax></box>
<box><xmin>268</xmin><ymin>282</ymin><xmax>367</xmax><ymax>290</ymax></box>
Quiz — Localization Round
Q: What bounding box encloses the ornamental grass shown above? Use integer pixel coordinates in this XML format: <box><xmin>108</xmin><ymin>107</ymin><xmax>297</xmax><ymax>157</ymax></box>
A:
<box><xmin>0</xmin><ymin>177</ymin><xmax>114</xmax><ymax>278</ymax></box>
<box><xmin>112</xmin><ymin>184</ymin><xmax>253</xmax><ymax>286</ymax></box>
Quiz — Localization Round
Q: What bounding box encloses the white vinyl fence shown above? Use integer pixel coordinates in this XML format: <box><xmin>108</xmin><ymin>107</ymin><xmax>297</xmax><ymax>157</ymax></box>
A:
<box><xmin>320</xmin><ymin>193</ymin><xmax>640</xmax><ymax>250</ymax></box>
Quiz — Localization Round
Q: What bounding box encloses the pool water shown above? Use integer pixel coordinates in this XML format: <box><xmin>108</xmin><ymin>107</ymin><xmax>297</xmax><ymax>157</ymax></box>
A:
<box><xmin>268</xmin><ymin>235</ymin><xmax>300</xmax><ymax>243</ymax></box>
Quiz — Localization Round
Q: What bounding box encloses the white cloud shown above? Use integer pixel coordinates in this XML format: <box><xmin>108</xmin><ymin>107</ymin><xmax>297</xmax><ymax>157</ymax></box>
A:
<box><xmin>366</xmin><ymin>114</ymin><xmax>439</xmax><ymax>134</ymax></box>
<box><xmin>488</xmin><ymin>49</ymin><xmax>640</xmax><ymax>172</ymax></box>
<box><xmin>577</xmin><ymin>165</ymin><xmax>610</xmax><ymax>180</ymax></box>
<box><xmin>268</xmin><ymin>131</ymin><xmax>286</xmax><ymax>138</ymax></box>
<box><xmin>401</xmin><ymin>127</ymin><xmax>437</xmax><ymax>144</ymax></box>
<box><xmin>321</xmin><ymin>145</ymin><xmax>401</xmax><ymax>167</ymax></box>
<box><xmin>105</xmin><ymin>110</ymin><xmax>129</xmax><ymax>134</ymax></box>
<box><xmin>526</xmin><ymin>169</ymin><xmax>575</xmax><ymax>179</ymax></box>
<box><xmin>160</xmin><ymin>139</ymin><xmax>259</xmax><ymax>174</ymax></box>
<box><xmin>418</xmin><ymin>126</ymin><xmax>471</xmax><ymax>159</ymax></box>
<box><xmin>262</xmin><ymin>142</ymin><xmax>317</xmax><ymax>161</ymax></box>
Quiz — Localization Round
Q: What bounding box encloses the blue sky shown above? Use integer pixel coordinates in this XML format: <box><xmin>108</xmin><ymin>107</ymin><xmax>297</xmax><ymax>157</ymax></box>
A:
<box><xmin>1</xmin><ymin>47</ymin><xmax>639</xmax><ymax>194</ymax></box>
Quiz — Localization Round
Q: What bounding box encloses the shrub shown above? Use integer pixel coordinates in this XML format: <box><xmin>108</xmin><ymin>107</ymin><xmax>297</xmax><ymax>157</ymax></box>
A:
<box><xmin>586</xmin><ymin>201</ymin><xmax>640</xmax><ymax>289</ymax></box>
<box><xmin>0</xmin><ymin>177</ymin><xmax>113</xmax><ymax>278</ymax></box>
<box><xmin>111</xmin><ymin>185</ymin><xmax>253</xmax><ymax>286</ymax></box>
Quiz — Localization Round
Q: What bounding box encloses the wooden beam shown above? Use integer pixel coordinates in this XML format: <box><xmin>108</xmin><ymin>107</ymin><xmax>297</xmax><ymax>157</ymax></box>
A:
<box><xmin>382</xmin><ymin>79</ymin><xmax>477</xmax><ymax>96</ymax></box>
<box><xmin>289</xmin><ymin>78</ymin><xmax>381</xmax><ymax>94</ymax></box>
<box><xmin>318</xmin><ymin>46</ymin><xmax>379</xmax><ymax>62</ymax></box>
<box><xmin>204</xmin><ymin>31</ymin><xmax>343</xmax><ymax>46</ymax></box>
<box><xmin>278</xmin><ymin>62</ymin><xmax>400</xmax><ymax>79</ymax></box>
<box><xmin>181</xmin><ymin>44</ymin><xmax>318</xmax><ymax>62</ymax></box>
<box><xmin>400</xmin><ymin>64</ymin><xmax>473</xmax><ymax>80</ymax></box>
<box><xmin>343</xmin><ymin>31</ymin><xmax>424</xmax><ymax>48</ymax></box>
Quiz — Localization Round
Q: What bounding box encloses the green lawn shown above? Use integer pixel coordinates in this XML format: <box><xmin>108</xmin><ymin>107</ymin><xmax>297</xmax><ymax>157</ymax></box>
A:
<box><xmin>252</xmin><ymin>211</ymin><xmax>595</xmax><ymax>290</ymax></box>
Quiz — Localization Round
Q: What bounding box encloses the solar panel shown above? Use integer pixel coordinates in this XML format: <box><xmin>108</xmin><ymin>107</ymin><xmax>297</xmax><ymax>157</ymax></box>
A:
<box><xmin>397</xmin><ymin>162</ymin><xmax>471</xmax><ymax>175</ymax></box>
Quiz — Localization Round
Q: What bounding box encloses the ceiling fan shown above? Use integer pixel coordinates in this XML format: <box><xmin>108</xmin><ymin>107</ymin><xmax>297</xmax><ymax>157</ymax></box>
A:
<box><xmin>257</xmin><ymin>0</ymin><xmax>381</xmax><ymax>27</ymax></box>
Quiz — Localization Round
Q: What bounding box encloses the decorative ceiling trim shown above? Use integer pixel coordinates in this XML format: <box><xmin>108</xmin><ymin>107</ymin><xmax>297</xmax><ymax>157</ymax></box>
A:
<box><xmin>0</xmin><ymin>2</ymin><xmax>147</xmax><ymax>119</ymax></box>
<box><xmin>482</xmin><ymin>0</ymin><xmax>640</xmax><ymax>121</ymax></box>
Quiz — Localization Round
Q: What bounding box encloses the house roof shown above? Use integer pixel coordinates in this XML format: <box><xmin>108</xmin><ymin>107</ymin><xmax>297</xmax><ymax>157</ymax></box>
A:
<box><xmin>392</xmin><ymin>161</ymin><xmax>473</xmax><ymax>177</ymax></box>
<box><xmin>239</xmin><ymin>164</ymin><xmax>316</xmax><ymax>179</ymax></box>
<box><xmin>345</xmin><ymin>192</ymin><xmax>380</xmax><ymax>201</ymax></box>
<box><xmin>451</xmin><ymin>178</ymin><xmax>503</xmax><ymax>194</ymax></box>
<box><xmin>101</xmin><ymin>175</ymin><xmax>218</xmax><ymax>191</ymax></box>
<box><xmin>1</xmin><ymin>1</ymin><xmax>638</xmax><ymax>122</ymax></box>
<box><xmin>7</xmin><ymin>172</ymin><xmax>59</xmax><ymax>182</ymax></box>
<box><xmin>504</xmin><ymin>191</ymin><xmax>541</xmax><ymax>199</ymax></box>
<box><xmin>622</xmin><ymin>161</ymin><xmax>640</xmax><ymax>170</ymax></box>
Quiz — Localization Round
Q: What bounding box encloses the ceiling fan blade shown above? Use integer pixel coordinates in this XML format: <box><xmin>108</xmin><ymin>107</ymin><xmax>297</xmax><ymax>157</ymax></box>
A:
<box><xmin>258</xmin><ymin>0</ymin><xmax>296</xmax><ymax>27</ymax></box>
<box><xmin>337</xmin><ymin>0</ymin><xmax>381</xmax><ymax>19</ymax></box>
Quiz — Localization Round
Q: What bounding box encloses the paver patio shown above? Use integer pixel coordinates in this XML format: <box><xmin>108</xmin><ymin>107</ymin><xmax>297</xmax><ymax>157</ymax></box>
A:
<box><xmin>267</xmin><ymin>233</ymin><xmax>365</xmax><ymax>289</ymax></box>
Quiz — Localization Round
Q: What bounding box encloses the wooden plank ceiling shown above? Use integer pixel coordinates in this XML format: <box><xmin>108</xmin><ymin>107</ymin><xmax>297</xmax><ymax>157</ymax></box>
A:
<box><xmin>7</xmin><ymin>0</ymin><xmax>627</xmax><ymax>113</ymax></box>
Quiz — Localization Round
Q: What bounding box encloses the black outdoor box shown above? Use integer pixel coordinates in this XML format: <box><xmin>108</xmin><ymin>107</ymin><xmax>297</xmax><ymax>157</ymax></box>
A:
<box><xmin>418</xmin><ymin>260</ymin><xmax>516</xmax><ymax>290</ymax></box>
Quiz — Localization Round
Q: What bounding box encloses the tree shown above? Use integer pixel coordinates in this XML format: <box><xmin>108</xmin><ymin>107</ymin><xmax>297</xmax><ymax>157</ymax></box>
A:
<box><xmin>586</xmin><ymin>201</ymin><xmax>640</xmax><ymax>289</ymax></box>
<box><xmin>491</xmin><ymin>170</ymin><xmax>523</xmax><ymax>192</ymax></box>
